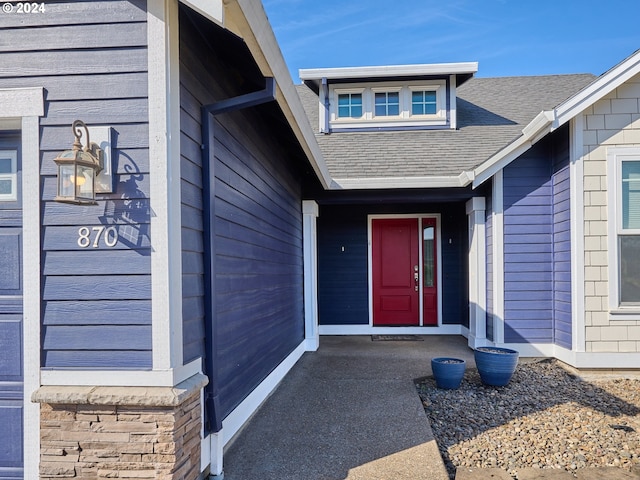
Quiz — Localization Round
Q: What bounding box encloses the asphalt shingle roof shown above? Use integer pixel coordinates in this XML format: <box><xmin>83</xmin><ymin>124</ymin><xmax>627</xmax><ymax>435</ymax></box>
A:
<box><xmin>296</xmin><ymin>74</ymin><xmax>596</xmax><ymax>180</ymax></box>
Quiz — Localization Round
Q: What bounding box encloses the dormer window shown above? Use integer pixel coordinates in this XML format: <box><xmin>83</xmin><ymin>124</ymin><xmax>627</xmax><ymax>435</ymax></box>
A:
<box><xmin>329</xmin><ymin>80</ymin><xmax>447</xmax><ymax>131</ymax></box>
<box><xmin>411</xmin><ymin>89</ymin><xmax>437</xmax><ymax>116</ymax></box>
<box><xmin>374</xmin><ymin>90</ymin><xmax>400</xmax><ymax>117</ymax></box>
<box><xmin>300</xmin><ymin>62</ymin><xmax>478</xmax><ymax>133</ymax></box>
<box><xmin>337</xmin><ymin>91</ymin><xmax>363</xmax><ymax>118</ymax></box>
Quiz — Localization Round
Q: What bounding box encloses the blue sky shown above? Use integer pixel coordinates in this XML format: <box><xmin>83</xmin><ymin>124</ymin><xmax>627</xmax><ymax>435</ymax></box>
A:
<box><xmin>262</xmin><ymin>0</ymin><xmax>640</xmax><ymax>83</ymax></box>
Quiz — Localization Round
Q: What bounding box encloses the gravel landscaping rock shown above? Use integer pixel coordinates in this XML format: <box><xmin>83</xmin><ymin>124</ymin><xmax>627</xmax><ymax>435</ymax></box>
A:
<box><xmin>415</xmin><ymin>359</ymin><xmax>640</xmax><ymax>479</ymax></box>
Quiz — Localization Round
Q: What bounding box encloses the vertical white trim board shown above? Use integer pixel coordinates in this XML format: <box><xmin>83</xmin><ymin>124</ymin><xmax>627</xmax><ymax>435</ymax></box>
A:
<box><xmin>0</xmin><ymin>87</ymin><xmax>44</xmax><ymax>480</ymax></box>
<box><xmin>147</xmin><ymin>0</ymin><xmax>184</xmax><ymax>374</ymax></box>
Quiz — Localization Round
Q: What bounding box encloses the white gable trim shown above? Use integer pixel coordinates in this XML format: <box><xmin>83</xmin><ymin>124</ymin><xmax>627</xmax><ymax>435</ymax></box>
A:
<box><xmin>473</xmin><ymin>50</ymin><xmax>640</xmax><ymax>188</ymax></box>
<box><xmin>555</xmin><ymin>50</ymin><xmax>640</xmax><ymax>128</ymax></box>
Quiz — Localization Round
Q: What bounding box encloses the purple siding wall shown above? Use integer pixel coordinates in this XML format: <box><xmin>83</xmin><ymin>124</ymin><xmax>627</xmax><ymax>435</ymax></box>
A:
<box><xmin>552</xmin><ymin>152</ymin><xmax>572</xmax><ymax>349</ymax></box>
<box><xmin>503</xmin><ymin>148</ymin><xmax>554</xmax><ymax>343</ymax></box>
<box><xmin>486</xmin><ymin>195</ymin><xmax>494</xmax><ymax>341</ymax></box>
<box><xmin>502</xmin><ymin>128</ymin><xmax>572</xmax><ymax>345</ymax></box>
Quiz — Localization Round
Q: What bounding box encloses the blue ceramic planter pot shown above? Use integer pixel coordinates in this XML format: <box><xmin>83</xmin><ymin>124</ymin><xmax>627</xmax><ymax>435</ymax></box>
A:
<box><xmin>431</xmin><ymin>357</ymin><xmax>466</xmax><ymax>389</ymax></box>
<box><xmin>474</xmin><ymin>347</ymin><xmax>519</xmax><ymax>386</ymax></box>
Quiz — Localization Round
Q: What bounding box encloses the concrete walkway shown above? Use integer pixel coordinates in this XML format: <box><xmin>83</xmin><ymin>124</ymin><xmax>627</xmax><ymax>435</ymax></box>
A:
<box><xmin>222</xmin><ymin>335</ymin><xmax>474</xmax><ymax>480</ymax></box>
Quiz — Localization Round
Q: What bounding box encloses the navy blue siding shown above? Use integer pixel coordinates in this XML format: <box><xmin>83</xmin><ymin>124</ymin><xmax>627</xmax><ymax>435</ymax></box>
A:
<box><xmin>503</xmin><ymin>146</ymin><xmax>554</xmax><ymax>343</ymax></box>
<box><xmin>552</xmin><ymin>131</ymin><xmax>572</xmax><ymax>349</ymax></box>
<box><xmin>317</xmin><ymin>203</ymin><xmax>468</xmax><ymax>326</ymax></box>
<box><xmin>0</xmin><ymin>1</ymin><xmax>152</xmax><ymax>369</ymax></box>
<box><xmin>180</xmin><ymin>8</ymin><xmax>305</xmax><ymax>420</ymax></box>
<box><xmin>318</xmin><ymin>208</ymin><xmax>369</xmax><ymax>325</ymax></box>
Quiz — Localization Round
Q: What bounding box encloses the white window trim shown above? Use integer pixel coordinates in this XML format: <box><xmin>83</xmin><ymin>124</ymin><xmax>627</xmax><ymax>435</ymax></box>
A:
<box><xmin>371</xmin><ymin>86</ymin><xmax>401</xmax><ymax>119</ymax></box>
<box><xmin>332</xmin><ymin>87</ymin><xmax>365</xmax><ymax>121</ymax></box>
<box><xmin>607</xmin><ymin>147</ymin><xmax>640</xmax><ymax>319</ymax></box>
<box><xmin>0</xmin><ymin>149</ymin><xmax>17</xmax><ymax>201</ymax></box>
<box><xmin>408</xmin><ymin>84</ymin><xmax>445</xmax><ymax>119</ymax></box>
<box><xmin>328</xmin><ymin>80</ymin><xmax>447</xmax><ymax>130</ymax></box>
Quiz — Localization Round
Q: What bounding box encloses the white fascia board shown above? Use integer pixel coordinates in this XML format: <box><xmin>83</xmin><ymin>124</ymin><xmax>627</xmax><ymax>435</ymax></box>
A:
<box><xmin>331</xmin><ymin>174</ymin><xmax>470</xmax><ymax>190</ymax></box>
<box><xmin>554</xmin><ymin>49</ymin><xmax>640</xmax><ymax>128</ymax></box>
<box><xmin>300</xmin><ymin>62</ymin><xmax>479</xmax><ymax>81</ymax></box>
<box><xmin>179</xmin><ymin>0</ymin><xmax>223</xmax><ymax>25</ymax></box>
<box><xmin>226</xmin><ymin>0</ymin><xmax>332</xmax><ymax>188</ymax></box>
<box><xmin>472</xmin><ymin>110</ymin><xmax>554</xmax><ymax>188</ymax></box>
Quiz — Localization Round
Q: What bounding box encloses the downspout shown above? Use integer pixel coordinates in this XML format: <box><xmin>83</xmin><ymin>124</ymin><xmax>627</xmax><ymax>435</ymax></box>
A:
<box><xmin>201</xmin><ymin>77</ymin><xmax>276</xmax><ymax>435</ymax></box>
<box><xmin>322</xmin><ymin>77</ymin><xmax>330</xmax><ymax>134</ymax></box>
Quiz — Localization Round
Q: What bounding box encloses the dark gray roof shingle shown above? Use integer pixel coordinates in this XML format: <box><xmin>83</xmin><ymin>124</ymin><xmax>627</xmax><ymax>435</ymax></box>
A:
<box><xmin>296</xmin><ymin>74</ymin><xmax>595</xmax><ymax>180</ymax></box>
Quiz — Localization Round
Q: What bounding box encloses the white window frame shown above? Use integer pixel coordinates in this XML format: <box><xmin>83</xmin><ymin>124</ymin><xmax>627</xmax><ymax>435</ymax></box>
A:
<box><xmin>372</xmin><ymin>87</ymin><xmax>401</xmax><ymax>119</ymax></box>
<box><xmin>607</xmin><ymin>147</ymin><xmax>640</xmax><ymax>318</ymax></box>
<box><xmin>0</xmin><ymin>149</ymin><xmax>17</xmax><ymax>201</ymax></box>
<box><xmin>333</xmin><ymin>88</ymin><xmax>365</xmax><ymax>120</ymax></box>
<box><xmin>328</xmin><ymin>80</ymin><xmax>447</xmax><ymax>130</ymax></box>
<box><xmin>408</xmin><ymin>85</ymin><xmax>445</xmax><ymax>118</ymax></box>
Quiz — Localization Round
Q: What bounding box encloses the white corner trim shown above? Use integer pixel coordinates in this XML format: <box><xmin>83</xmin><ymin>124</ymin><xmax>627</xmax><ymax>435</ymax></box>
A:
<box><xmin>147</xmin><ymin>0</ymin><xmax>184</xmax><ymax>371</ymax></box>
<box><xmin>302</xmin><ymin>200</ymin><xmax>320</xmax><ymax>351</ymax></box>
<box><xmin>22</xmin><ymin>115</ymin><xmax>42</xmax><ymax>480</ymax></box>
<box><xmin>570</xmin><ymin>115</ymin><xmax>586</xmax><ymax>352</ymax></box>
<box><xmin>0</xmin><ymin>88</ymin><xmax>44</xmax><ymax>480</ymax></box>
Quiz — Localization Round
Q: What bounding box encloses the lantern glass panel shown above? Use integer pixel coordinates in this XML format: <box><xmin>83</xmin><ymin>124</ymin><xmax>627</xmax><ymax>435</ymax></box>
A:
<box><xmin>58</xmin><ymin>163</ymin><xmax>76</xmax><ymax>199</ymax></box>
<box><xmin>75</xmin><ymin>164</ymin><xmax>95</xmax><ymax>200</ymax></box>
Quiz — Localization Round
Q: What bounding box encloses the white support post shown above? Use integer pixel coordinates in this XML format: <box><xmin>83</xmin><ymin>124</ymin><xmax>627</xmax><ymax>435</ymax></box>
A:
<box><xmin>303</xmin><ymin>200</ymin><xmax>320</xmax><ymax>351</ymax></box>
<box><xmin>466</xmin><ymin>197</ymin><xmax>487</xmax><ymax>349</ymax></box>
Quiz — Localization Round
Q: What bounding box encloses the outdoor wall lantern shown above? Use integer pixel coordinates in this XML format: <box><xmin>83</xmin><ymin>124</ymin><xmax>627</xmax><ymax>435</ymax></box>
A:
<box><xmin>54</xmin><ymin>119</ymin><xmax>104</xmax><ymax>204</ymax></box>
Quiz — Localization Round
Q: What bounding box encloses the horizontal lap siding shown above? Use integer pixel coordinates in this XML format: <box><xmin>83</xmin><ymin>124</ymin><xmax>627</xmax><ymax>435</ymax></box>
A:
<box><xmin>318</xmin><ymin>208</ymin><xmax>369</xmax><ymax>325</ymax></box>
<box><xmin>180</xmin><ymin>78</ymin><xmax>205</xmax><ymax>364</ymax></box>
<box><xmin>486</xmin><ymin>196</ymin><xmax>494</xmax><ymax>341</ymax></box>
<box><xmin>179</xmin><ymin>10</ymin><xmax>304</xmax><ymax>420</ymax></box>
<box><xmin>552</xmin><ymin>132</ymin><xmax>572</xmax><ymax>349</ymax></box>
<box><xmin>0</xmin><ymin>0</ymin><xmax>152</xmax><ymax>369</ymax></box>
<box><xmin>503</xmin><ymin>147</ymin><xmax>553</xmax><ymax>343</ymax></box>
<box><xmin>214</xmin><ymin>122</ymin><xmax>304</xmax><ymax>418</ymax></box>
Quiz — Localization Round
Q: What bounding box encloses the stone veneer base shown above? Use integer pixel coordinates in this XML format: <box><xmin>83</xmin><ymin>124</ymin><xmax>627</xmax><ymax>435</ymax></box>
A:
<box><xmin>32</xmin><ymin>373</ymin><xmax>208</xmax><ymax>480</ymax></box>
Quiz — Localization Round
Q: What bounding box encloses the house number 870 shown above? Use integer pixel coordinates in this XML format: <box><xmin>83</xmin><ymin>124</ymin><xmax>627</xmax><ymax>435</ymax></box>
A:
<box><xmin>77</xmin><ymin>226</ymin><xmax>119</xmax><ymax>248</ymax></box>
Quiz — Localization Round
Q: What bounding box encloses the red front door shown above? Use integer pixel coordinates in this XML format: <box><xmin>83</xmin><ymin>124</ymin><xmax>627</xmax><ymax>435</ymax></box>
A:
<box><xmin>372</xmin><ymin>218</ymin><xmax>420</xmax><ymax>326</ymax></box>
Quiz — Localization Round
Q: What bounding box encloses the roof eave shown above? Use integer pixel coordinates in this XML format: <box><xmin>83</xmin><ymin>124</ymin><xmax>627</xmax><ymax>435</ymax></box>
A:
<box><xmin>218</xmin><ymin>0</ymin><xmax>332</xmax><ymax>188</ymax></box>
<box><xmin>331</xmin><ymin>172</ymin><xmax>473</xmax><ymax>190</ymax></box>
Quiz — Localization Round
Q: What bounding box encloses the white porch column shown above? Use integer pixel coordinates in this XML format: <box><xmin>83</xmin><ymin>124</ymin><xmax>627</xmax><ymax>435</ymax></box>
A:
<box><xmin>303</xmin><ymin>200</ymin><xmax>320</xmax><ymax>351</ymax></box>
<box><xmin>466</xmin><ymin>197</ymin><xmax>487</xmax><ymax>349</ymax></box>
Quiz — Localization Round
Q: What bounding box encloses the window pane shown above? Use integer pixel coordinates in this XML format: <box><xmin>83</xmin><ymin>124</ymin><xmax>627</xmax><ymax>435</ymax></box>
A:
<box><xmin>423</xmin><ymin>226</ymin><xmax>434</xmax><ymax>288</ymax></box>
<box><xmin>0</xmin><ymin>179</ymin><xmax>11</xmax><ymax>194</ymax></box>
<box><xmin>337</xmin><ymin>93</ymin><xmax>362</xmax><ymax>118</ymax></box>
<box><xmin>412</xmin><ymin>90</ymin><xmax>437</xmax><ymax>115</ymax></box>
<box><xmin>622</xmin><ymin>161</ymin><xmax>640</xmax><ymax>229</ymax></box>
<box><xmin>620</xmin><ymin>235</ymin><xmax>640</xmax><ymax>304</ymax></box>
<box><xmin>0</xmin><ymin>158</ymin><xmax>12</xmax><ymax>174</ymax></box>
<box><xmin>375</xmin><ymin>92</ymin><xmax>399</xmax><ymax>116</ymax></box>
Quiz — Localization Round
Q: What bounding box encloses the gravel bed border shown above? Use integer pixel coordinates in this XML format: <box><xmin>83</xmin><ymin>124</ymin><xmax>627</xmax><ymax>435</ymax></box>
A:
<box><xmin>415</xmin><ymin>359</ymin><xmax>640</xmax><ymax>479</ymax></box>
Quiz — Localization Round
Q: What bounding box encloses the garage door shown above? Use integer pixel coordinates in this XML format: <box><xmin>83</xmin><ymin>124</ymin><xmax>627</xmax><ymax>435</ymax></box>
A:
<box><xmin>0</xmin><ymin>134</ymin><xmax>23</xmax><ymax>479</ymax></box>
